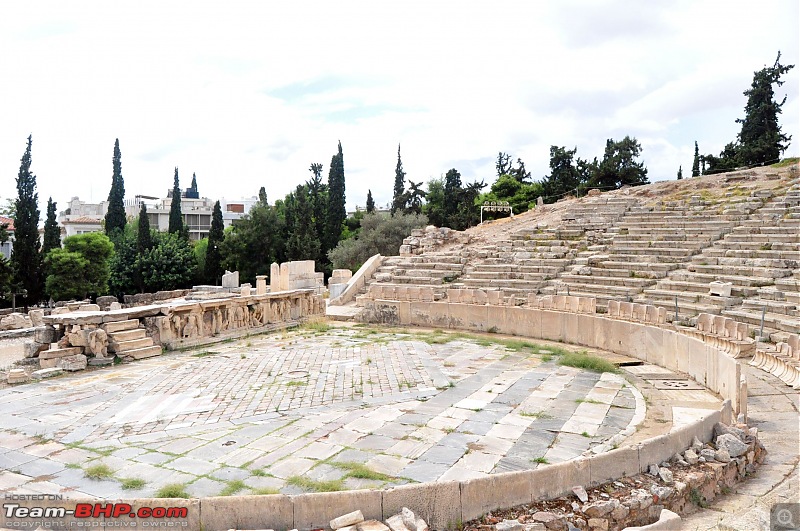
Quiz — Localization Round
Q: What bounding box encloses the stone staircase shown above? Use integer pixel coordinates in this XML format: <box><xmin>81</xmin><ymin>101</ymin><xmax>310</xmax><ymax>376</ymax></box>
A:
<box><xmin>637</xmin><ymin>186</ymin><xmax>798</xmax><ymax>324</ymax></box>
<box><xmin>367</xmin><ymin>252</ymin><xmax>466</xmax><ymax>300</ymax></box>
<box><xmin>544</xmin><ymin>194</ymin><xmax>754</xmax><ymax>311</ymax></box>
<box><xmin>103</xmin><ymin>319</ymin><xmax>163</xmax><ymax>360</ymax></box>
<box><xmin>720</xmin><ymin>184</ymin><xmax>800</xmax><ymax>341</ymax></box>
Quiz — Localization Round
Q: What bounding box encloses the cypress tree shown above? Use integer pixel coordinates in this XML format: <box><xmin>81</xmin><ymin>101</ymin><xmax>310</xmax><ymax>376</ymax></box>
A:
<box><xmin>307</xmin><ymin>163</ymin><xmax>327</xmax><ymax>252</ymax></box>
<box><xmin>11</xmin><ymin>135</ymin><xmax>43</xmax><ymax>304</ymax></box>
<box><xmin>323</xmin><ymin>141</ymin><xmax>346</xmax><ymax>256</ymax></box>
<box><xmin>366</xmin><ymin>190</ymin><xmax>375</xmax><ymax>213</ymax></box>
<box><xmin>137</xmin><ymin>202</ymin><xmax>153</xmax><ymax>253</ymax></box>
<box><xmin>391</xmin><ymin>144</ymin><xmax>406</xmax><ymax>214</ymax></box>
<box><xmin>104</xmin><ymin>139</ymin><xmax>126</xmax><ymax>236</ymax></box>
<box><xmin>677</xmin><ymin>166</ymin><xmax>683</xmax><ymax>180</ymax></box>
<box><xmin>43</xmin><ymin>197</ymin><xmax>61</xmax><ymax>255</ymax></box>
<box><xmin>692</xmin><ymin>141</ymin><xmax>700</xmax><ymax>177</ymax></box>
<box><xmin>168</xmin><ymin>167</ymin><xmax>184</xmax><ymax>235</ymax></box>
<box><xmin>205</xmin><ymin>201</ymin><xmax>225</xmax><ymax>284</ymax></box>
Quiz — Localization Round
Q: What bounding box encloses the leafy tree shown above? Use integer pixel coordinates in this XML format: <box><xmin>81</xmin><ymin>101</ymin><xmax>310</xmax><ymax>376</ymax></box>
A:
<box><xmin>692</xmin><ymin>141</ymin><xmax>701</xmax><ymax>177</ymax></box>
<box><xmin>590</xmin><ymin>136</ymin><xmax>649</xmax><ymax>190</ymax></box>
<box><xmin>45</xmin><ymin>251</ymin><xmax>90</xmax><ymax>302</ymax></box>
<box><xmin>328</xmin><ymin>212</ymin><xmax>427</xmax><ymax>271</ymax></box>
<box><xmin>46</xmin><ymin>233</ymin><xmax>114</xmax><ymax>301</ymax></box>
<box><xmin>423</xmin><ymin>178</ymin><xmax>446</xmax><ymax>227</ymax></box>
<box><xmin>541</xmin><ymin>146</ymin><xmax>584</xmax><ymax>201</ymax></box>
<box><xmin>109</xmin><ymin>227</ymin><xmax>138</xmax><ymax>297</ymax></box>
<box><xmin>323</xmin><ymin>141</ymin><xmax>346</xmax><ymax>257</ymax></box>
<box><xmin>221</xmin><ymin>201</ymin><xmax>285</xmax><ymax>284</ymax></box>
<box><xmin>736</xmin><ymin>52</ymin><xmax>794</xmax><ymax>166</ymax></box>
<box><xmin>138</xmin><ymin>232</ymin><xmax>197</xmax><ymax>292</ymax></box>
<box><xmin>511</xmin><ymin>158</ymin><xmax>531</xmax><ymax>182</ymax></box>
<box><xmin>479</xmin><ymin>175</ymin><xmax>543</xmax><ymax>215</ymax></box>
<box><xmin>704</xmin><ymin>142</ymin><xmax>740</xmax><ymax>174</ymax></box>
<box><xmin>366</xmin><ymin>190</ymin><xmax>375</xmax><ymax>213</ymax></box>
<box><xmin>391</xmin><ymin>144</ymin><xmax>406</xmax><ymax>214</ymax></box>
<box><xmin>43</xmin><ymin>197</ymin><xmax>61</xmax><ymax>256</ymax></box>
<box><xmin>286</xmin><ymin>185</ymin><xmax>321</xmax><ymax>262</ymax></box>
<box><xmin>104</xmin><ymin>138</ymin><xmax>127</xmax><ymax>237</ymax></box>
<box><xmin>11</xmin><ymin>135</ymin><xmax>43</xmax><ymax>304</ymax></box>
<box><xmin>204</xmin><ymin>200</ymin><xmax>225</xmax><ymax>284</ymax></box>
<box><xmin>677</xmin><ymin>166</ymin><xmax>683</xmax><ymax>180</ymax></box>
<box><xmin>137</xmin><ymin>203</ymin><xmax>153</xmax><ymax>253</ymax></box>
<box><xmin>168</xmin><ymin>167</ymin><xmax>184</xmax><ymax>236</ymax></box>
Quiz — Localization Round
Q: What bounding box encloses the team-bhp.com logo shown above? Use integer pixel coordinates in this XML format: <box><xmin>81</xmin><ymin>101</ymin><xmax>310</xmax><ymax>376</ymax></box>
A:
<box><xmin>3</xmin><ymin>495</ymin><xmax>188</xmax><ymax>528</ymax></box>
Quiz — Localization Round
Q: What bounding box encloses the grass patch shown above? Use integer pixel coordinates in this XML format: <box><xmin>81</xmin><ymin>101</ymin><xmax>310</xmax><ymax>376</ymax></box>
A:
<box><xmin>251</xmin><ymin>487</ymin><xmax>280</xmax><ymax>495</ymax></box>
<box><xmin>772</xmin><ymin>157</ymin><xmax>799</xmax><ymax>167</ymax></box>
<box><xmin>558</xmin><ymin>351</ymin><xmax>618</xmax><ymax>373</ymax></box>
<box><xmin>250</xmin><ymin>468</ymin><xmax>268</xmax><ymax>477</ymax></box>
<box><xmin>84</xmin><ymin>464</ymin><xmax>115</xmax><ymax>480</ymax></box>
<box><xmin>300</xmin><ymin>319</ymin><xmax>331</xmax><ymax>334</ymax></box>
<box><xmin>286</xmin><ymin>475</ymin><xmax>344</xmax><ymax>492</ymax></box>
<box><xmin>285</xmin><ymin>380</ymin><xmax>307</xmax><ymax>387</ymax></box>
<box><xmin>120</xmin><ymin>477</ymin><xmax>146</xmax><ymax>490</ymax></box>
<box><xmin>65</xmin><ymin>463</ymin><xmax>81</xmax><ymax>469</ymax></box>
<box><xmin>219</xmin><ymin>479</ymin><xmax>247</xmax><ymax>496</ymax></box>
<box><xmin>155</xmin><ymin>483</ymin><xmax>190</xmax><ymax>499</ymax></box>
<box><xmin>575</xmin><ymin>398</ymin><xmax>603</xmax><ymax>405</ymax></box>
<box><xmin>329</xmin><ymin>461</ymin><xmax>392</xmax><ymax>481</ymax></box>
<box><xmin>581</xmin><ymin>431</ymin><xmax>591</xmax><ymax>438</ymax></box>
<box><xmin>531</xmin><ymin>456</ymin><xmax>549</xmax><ymax>464</ymax></box>
<box><xmin>520</xmin><ymin>411</ymin><xmax>553</xmax><ymax>419</ymax></box>
<box><xmin>192</xmin><ymin>351</ymin><xmax>216</xmax><ymax>358</ymax></box>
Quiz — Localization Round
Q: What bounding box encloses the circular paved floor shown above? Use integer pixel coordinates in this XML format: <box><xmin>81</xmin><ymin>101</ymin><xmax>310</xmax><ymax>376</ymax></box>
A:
<box><xmin>0</xmin><ymin>325</ymin><xmax>646</xmax><ymax>499</ymax></box>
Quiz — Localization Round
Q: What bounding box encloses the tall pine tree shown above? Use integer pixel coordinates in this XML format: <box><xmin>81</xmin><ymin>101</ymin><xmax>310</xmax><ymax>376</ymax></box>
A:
<box><xmin>11</xmin><ymin>135</ymin><xmax>43</xmax><ymax>304</ymax></box>
<box><xmin>736</xmin><ymin>53</ymin><xmax>794</xmax><ymax>165</ymax></box>
<box><xmin>43</xmin><ymin>197</ymin><xmax>61</xmax><ymax>256</ymax></box>
<box><xmin>323</xmin><ymin>141</ymin><xmax>346</xmax><ymax>259</ymax></box>
<box><xmin>692</xmin><ymin>141</ymin><xmax>700</xmax><ymax>177</ymax></box>
<box><xmin>168</xmin><ymin>167</ymin><xmax>185</xmax><ymax>236</ymax></box>
<box><xmin>391</xmin><ymin>144</ymin><xmax>406</xmax><ymax>214</ymax></box>
<box><xmin>205</xmin><ymin>201</ymin><xmax>225</xmax><ymax>284</ymax></box>
<box><xmin>677</xmin><ymin>166</ymin><xmax>683</xmax><ymax>180</ymax></box>
<box><xmin>366</xmin><ymin>190</ymin><xmax>375</xmax><ymax>213</ymax></box>
<box><xmin>105</xmin><ymin>139</ymin><xmax>127</xmax><ymax>237</ymax></box>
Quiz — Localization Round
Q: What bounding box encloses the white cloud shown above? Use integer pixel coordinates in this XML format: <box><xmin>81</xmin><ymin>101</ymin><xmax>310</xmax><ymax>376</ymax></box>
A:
<box><xmin>0</xmin><ymin>0</ymin><xmax>797</xmax><ymax>213</ymax></box>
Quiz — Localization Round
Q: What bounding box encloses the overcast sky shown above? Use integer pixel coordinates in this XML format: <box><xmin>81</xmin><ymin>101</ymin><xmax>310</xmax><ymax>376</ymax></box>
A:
<box><xmin>1</xmin><ymin>1</ymin><xmax>798</xmax><ymax>215</ymax></box>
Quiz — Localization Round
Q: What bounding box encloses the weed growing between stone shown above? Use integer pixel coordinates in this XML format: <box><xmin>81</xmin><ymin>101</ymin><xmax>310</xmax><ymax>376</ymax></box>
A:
<box><xmin>84</xmin><ymin>463</ymin><xmax>115</xmax><ymax>480</ymax></box>
<box><xmin>155</xmin><ymin>483</ymin><xmax>190</xmax><ymax>498</ymax></box>
<box><xmin>558</xmin><ymin>351</ymin><xmax>618</xmax><ymax>373</ymax></box>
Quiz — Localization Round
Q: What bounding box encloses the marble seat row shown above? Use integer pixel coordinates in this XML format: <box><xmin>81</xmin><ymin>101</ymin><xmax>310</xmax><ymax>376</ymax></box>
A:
<box><xmin>606</xmin><ymin>300</ymin><xmax>667</xmax><ymax>325</ymax></box>
<box><xmin>364</xmin><ymin>284</ymin><xmax>436</xmax><ymax>302</ymax></box>
<box><xmin>679</xmin><ymin>313</ymin><xmax>755</xmax><ymax>359</ymax></box>
<box><xmin>750</xmin><ymin>334</ymin><xmax>800</xmax><ymax>388</ymax></box>
<box><xmin>525</xmin><ymin>294</ymin><xmax>596</xmax><ymax>314</ymax></box>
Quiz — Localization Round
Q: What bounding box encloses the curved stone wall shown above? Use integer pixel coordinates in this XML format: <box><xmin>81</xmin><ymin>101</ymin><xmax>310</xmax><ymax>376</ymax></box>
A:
<box><xmin>11</xmin><ymin>303</ymin><xmax>743</xmax><ymax>531</ymax></box>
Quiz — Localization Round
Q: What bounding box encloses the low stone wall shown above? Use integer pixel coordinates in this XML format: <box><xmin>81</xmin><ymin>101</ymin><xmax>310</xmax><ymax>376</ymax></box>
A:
<box><xmin>10</xmin><ymin>290</ymin><xmax>326</xmax><ymax>383</ymax></box>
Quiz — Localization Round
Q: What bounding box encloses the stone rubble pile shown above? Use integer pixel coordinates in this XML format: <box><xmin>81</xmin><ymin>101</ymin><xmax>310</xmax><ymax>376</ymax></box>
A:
<box><xmin>223</xmin><ymin>507</ymin><xmax>428</xmax><ymax>531</ymax></box>
<box><xmin>474</xmin><ymin>422</ymin><xmax>764</xmax><ymax>531</ymax></box>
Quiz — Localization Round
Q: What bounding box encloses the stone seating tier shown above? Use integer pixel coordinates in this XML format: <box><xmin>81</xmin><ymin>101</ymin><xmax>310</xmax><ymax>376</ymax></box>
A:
<box><xmin>750</xmin><ymin>333</ymin><xmax>800</xmax><ymax>388</ymax></box>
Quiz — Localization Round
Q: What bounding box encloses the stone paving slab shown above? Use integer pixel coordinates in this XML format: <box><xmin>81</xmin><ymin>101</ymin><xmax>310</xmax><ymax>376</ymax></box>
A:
<box><xmin>0</xmin><ymin>325</ymin><xmax>663</xmax><ymax>498</ymax></box>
